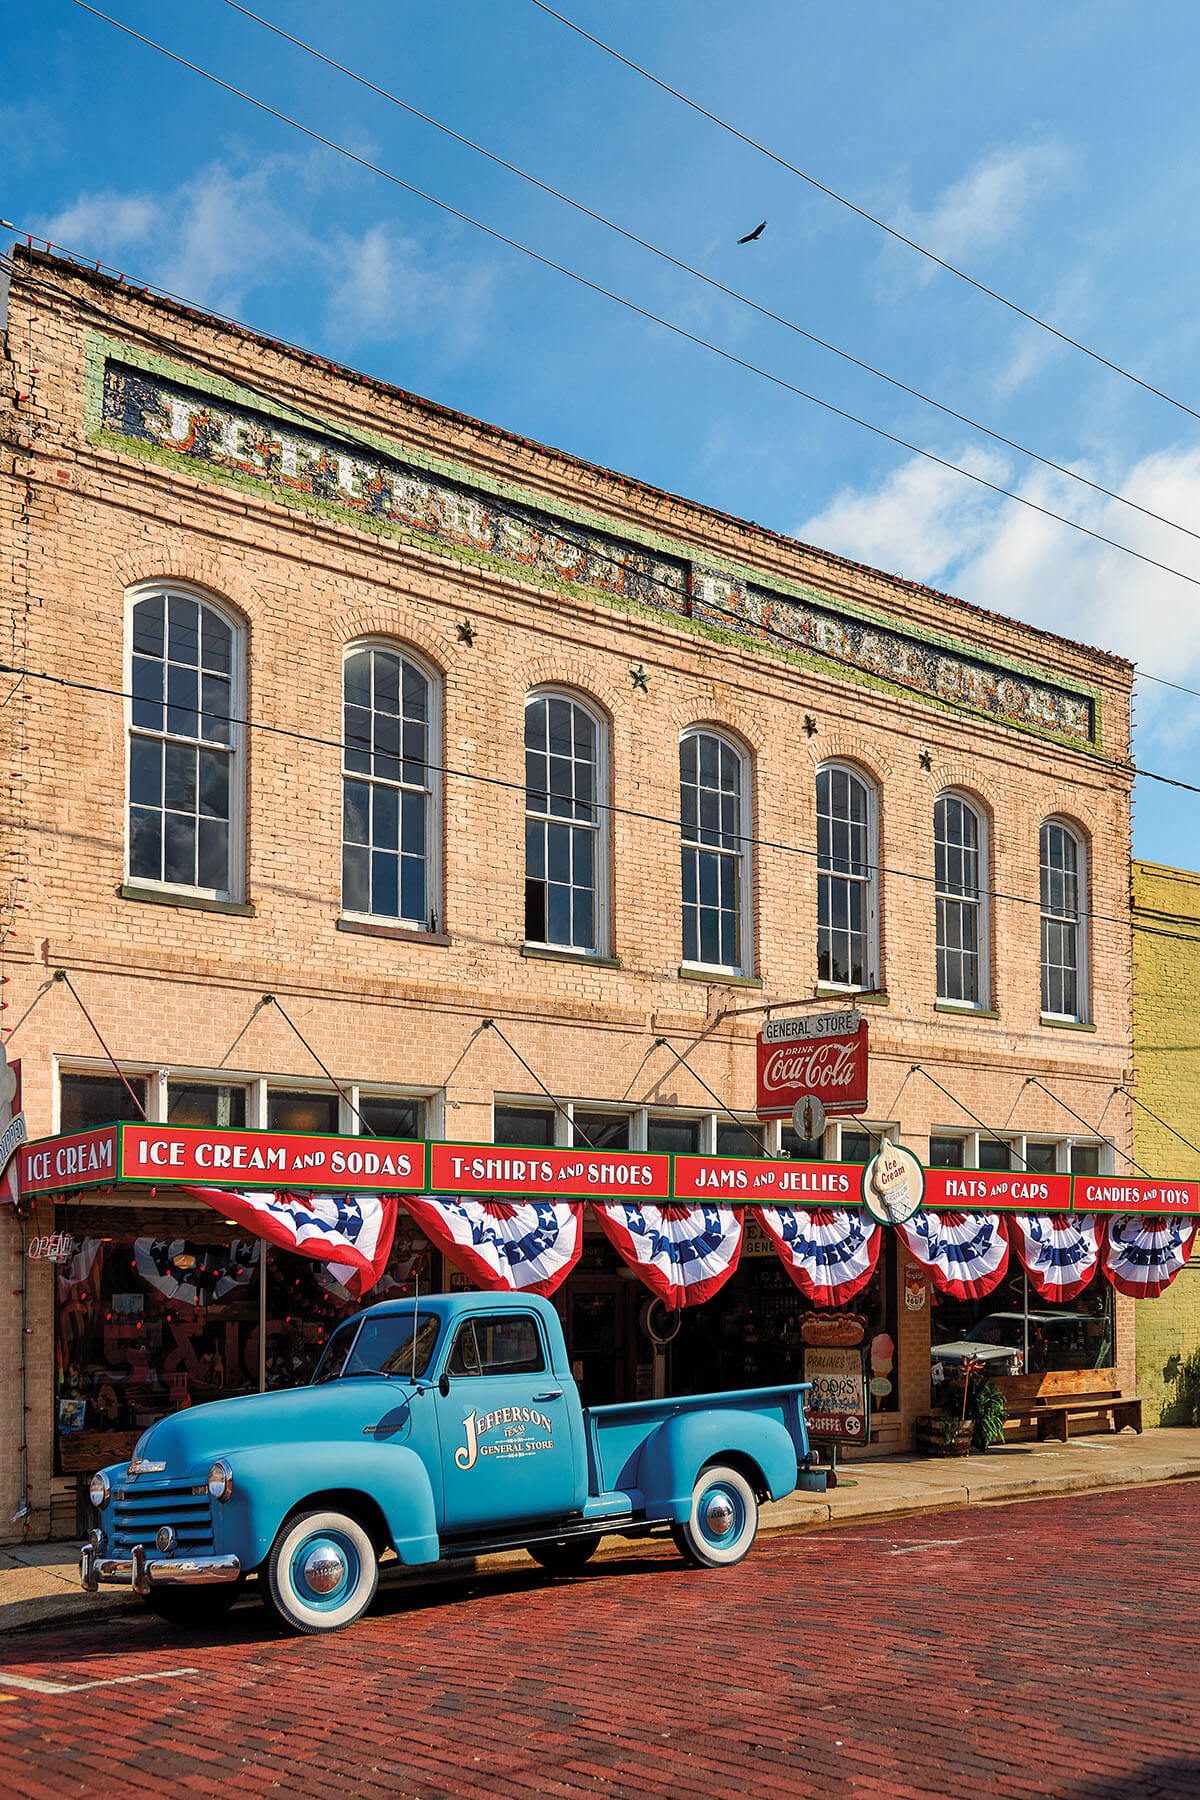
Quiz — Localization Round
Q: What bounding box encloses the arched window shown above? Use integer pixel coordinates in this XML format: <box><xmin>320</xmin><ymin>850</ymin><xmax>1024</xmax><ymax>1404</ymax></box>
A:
<box><xmin>935</xmin><ymin>793</ymin><xmax>988</xmax><ymax>1007</ymax></box>
<box><xmin>680</xmin><ymin>729</ymin><xmax>750</xmax><ymax>972</ymax></box>
<box><xmin>816</xmin><ymin>763</ymin><xmax>878</xmax><ymax>990</ymax></box>
<box><xmin>1040</xmin><ymin>819</ymin><xmax>1086</xmax><ymax>1020</ymax></box>
<box><xmin>342</xmin><ymin>644</ymin><xmax>440</xmax><ymax>928</ymax></box>
<box><xmin>524</xmin><ymin>690</ymin><xmax>606</xmax><ymax>953</ymax></box>
<box><xmin>127</xmin><ymin>587</ymin><xmax>244</xmax><ymax>898</ymax></box>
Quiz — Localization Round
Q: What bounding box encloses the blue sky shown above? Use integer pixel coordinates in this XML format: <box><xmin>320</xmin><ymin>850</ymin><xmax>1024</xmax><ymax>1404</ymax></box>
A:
<box><xmin>5</xmin><ymin>0</ymin><xmax>1200</xmax><ymax>865</ymax></box>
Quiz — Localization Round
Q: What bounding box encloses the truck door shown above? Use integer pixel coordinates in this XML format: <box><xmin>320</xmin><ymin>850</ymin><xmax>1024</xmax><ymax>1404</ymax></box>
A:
<box><xmin>436</xmin><ymin>1311</ymin><xmax>577</xmax><ymax>1534</ymax></box>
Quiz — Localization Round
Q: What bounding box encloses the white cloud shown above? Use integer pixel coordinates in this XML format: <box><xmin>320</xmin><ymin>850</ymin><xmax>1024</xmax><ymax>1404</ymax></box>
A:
<box><xmin>324</xmin><ymin>222</ymin><xmax>496</xmax><ymax>351</ymax></box>
<box><xmin>888</xmin><ymin>143</ymin><xmax>1073</xmax><ymax>284</ymax></box>
<box><xmin>42</xmin><ymin>191</ymin><xmax>159</xmax><ymax>254</ymax></box>
<box><xmin>36</xmin><ymin>154</ymin><xmax>496</xmax><ymax>357</ymax></box>
<box><xmin>797</xmin><ymin>442</ymin><xmax>1200</xmax><ymax>754</ymax></box>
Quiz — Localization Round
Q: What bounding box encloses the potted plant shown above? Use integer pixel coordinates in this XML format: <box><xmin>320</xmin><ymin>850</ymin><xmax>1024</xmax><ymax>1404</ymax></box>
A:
<box><xmin>916</xmin><ymin>1354</ymin><xmax>1005</xmax><ymax>1456</ymax></box>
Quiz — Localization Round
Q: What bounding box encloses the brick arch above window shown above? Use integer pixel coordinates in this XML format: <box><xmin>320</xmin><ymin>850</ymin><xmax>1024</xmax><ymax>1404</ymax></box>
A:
<box><xmin>332</xmin><ymin>606</ymin><xmax>455</xmax><ymax>673</ymax></box>
<box><xmin>513</xmin><ymin>656</ymin><xmax>624</xmax><ymax>723</ymax></box>
<box><xmin>114</xmin><ymin>553</ymin><xmax>256</xmax><ymax>620</ymax></box>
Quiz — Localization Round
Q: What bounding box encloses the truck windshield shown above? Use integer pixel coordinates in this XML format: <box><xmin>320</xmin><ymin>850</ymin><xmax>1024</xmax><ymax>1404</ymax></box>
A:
<box><xmin>311</xmin><ymin>1313</ymin><xmax>440</xmax><ymax>1384</ymax></box>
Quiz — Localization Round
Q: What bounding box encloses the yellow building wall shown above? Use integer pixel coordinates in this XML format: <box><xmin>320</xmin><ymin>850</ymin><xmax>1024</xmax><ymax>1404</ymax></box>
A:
<box><xmin>1133</xmin><ymin>860</ymin><xmax>1200</xmax><ymax>1422</ymax></box>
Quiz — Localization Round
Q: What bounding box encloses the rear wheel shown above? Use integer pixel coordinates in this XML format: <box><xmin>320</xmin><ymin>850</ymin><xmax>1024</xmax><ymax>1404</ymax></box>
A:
<box><xmin>265</xmin><ymin>1510</ymin><xmax>378</xmax><ymax>1635</ymax></box>
<box><xmin>671</xmin><ymin>1464</ymin><xmax>758</xmax><ymax>1569</ymax></box>
<box><xmin>527</xmin><ymin>1534</ymin><xmax>602</xmax><ymax>1574</ymax></box>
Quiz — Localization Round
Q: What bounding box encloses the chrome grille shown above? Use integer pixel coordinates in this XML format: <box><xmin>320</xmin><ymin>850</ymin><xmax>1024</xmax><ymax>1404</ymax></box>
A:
<box><xmin>111</xmin><ymin>1479</ymin><xmax>214</xmax><ymax>1554</ymax></box>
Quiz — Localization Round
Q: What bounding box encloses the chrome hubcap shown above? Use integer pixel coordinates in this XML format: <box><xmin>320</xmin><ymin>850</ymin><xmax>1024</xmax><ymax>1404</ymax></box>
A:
<box><xmin>704</xmin><ymin>1494</ymin><xmax>736</xmax><ymax>1537</ymax></box>
<box><xmin>302</xmin><ymin>1544</ymin><xmax>347</xmax><ymax>1595</ymax></box>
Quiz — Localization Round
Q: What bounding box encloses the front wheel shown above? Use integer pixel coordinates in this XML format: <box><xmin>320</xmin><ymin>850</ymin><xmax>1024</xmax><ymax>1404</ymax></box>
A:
<box><xmin>527</xmin><ymin>1534</ymin><xmax>602</xmax><ymax>1574</ymax></box>
<box><xmin>265</xmin><ymin>1510</ymin><xmax>378</xmax><ymax>1635</ymax></box>
<box><xmin>671</xmin><ymin>1464</ymin><xmax>758</xmax><ymax>1569</ymax></box>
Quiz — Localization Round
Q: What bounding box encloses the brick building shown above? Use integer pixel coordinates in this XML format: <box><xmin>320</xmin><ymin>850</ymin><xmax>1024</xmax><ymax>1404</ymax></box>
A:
<box><xmin>0</xmin><ymin>245</ymin><xmax>1142</xmax><ymax>1539</ymax></box>
<box><xmin>1132</xmin><ymin>861</ymin><xmax>1200</xmax><ymax>1421</ymax></box>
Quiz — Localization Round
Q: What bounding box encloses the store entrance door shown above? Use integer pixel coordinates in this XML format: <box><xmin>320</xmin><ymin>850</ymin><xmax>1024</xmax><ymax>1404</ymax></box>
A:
<box><xmin>560</xmin><ymin>1274</ymin><xmax>645</xmax><ymax>1406</ymax></box>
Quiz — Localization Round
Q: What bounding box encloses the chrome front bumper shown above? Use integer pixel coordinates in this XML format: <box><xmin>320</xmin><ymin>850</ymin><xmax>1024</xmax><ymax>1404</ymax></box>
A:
<box><xmin>80</xmin><ymin>1537</ymin><xmax>241</xmax><ymax>1596</ymax></box>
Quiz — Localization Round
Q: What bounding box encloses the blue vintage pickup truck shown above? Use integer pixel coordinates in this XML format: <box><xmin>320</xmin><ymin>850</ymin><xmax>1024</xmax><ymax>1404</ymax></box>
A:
<box><xmin>81</xmin><ymin>1291</ymin><xmax>812</xmax><ymax>1634</ymax></box>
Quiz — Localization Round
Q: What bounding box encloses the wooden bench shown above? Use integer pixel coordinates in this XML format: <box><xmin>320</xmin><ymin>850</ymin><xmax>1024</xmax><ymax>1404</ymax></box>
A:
<box><xmin>1003</xmin><ymin>1391</ymin><xmax>1143</xmax><ymax>1442</ymax></box>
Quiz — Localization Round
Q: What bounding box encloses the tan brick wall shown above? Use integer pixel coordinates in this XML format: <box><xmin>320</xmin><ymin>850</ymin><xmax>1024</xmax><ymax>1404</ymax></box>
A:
<box><xmin>0</xmin><ymin>254</ymin><xmax>1139</xmax><ymax>1535</ymax></box>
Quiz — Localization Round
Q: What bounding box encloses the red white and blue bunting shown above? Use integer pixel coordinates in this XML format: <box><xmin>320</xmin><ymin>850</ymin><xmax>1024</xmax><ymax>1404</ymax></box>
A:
<box><xmin>896</xmin><ymin>1210</ymin><xmax>1009</xmax><ymax>1301</ymax></box>
<box><xmin>594</xmin><ymin>1203</ymin><xmax>743</xmax><ymax>1309</ymax></box>
<box><xmin>1007</xmin><ymin>1213</ymin><xmax>1102</xmax><ymax>1302</ymax></box>
<box><xmin>181</xmin><ymin>1187</ymin><xmax>397</xmax><ymax>1299</ymax></box>
<box><xmin>757</xmin><ymin>1206</ymin><xmax>881</xmax><ymax>1306</ymax></box>
<box><xmin>400</xmin><ymin>1196</ymin><xmax>583</xmax><ymax>1297</ymax></box>
<box><xmin>1101</xmin><ymin>1213</ymin><xmax>1198</xmax><ymax>1299</ymax></box>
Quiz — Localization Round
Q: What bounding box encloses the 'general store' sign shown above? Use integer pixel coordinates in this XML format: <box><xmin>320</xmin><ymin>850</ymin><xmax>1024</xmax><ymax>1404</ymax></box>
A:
<box><xmin>756</xmin><ymin>1011</ymin><xmax>868</xmax><ymax>1121</ymax></box>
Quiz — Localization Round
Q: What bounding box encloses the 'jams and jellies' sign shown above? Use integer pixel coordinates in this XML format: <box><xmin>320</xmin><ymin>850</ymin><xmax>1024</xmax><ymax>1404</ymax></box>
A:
<box><xmin>756</xmin><ymin>1012</ymin><xmax>868</xmax><ymax>1121</ymax></box>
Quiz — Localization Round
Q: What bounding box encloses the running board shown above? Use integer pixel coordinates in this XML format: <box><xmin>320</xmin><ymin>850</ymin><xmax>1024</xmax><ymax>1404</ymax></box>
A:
<box><xmin>439</xmin><ymin>1517</ymin><xmax>662</xmax><ymax>1562</ymax></box>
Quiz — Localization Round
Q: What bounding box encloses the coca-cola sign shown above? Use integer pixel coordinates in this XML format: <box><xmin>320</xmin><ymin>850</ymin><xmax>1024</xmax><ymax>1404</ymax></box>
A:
<box><xmin>756</xmin><ymin>1013</ymin><xmax>868</xmax><ymax>1120</ymax></box>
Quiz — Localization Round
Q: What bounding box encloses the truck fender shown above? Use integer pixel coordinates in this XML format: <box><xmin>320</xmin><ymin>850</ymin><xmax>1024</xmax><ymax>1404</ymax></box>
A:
<box><xmin>634</xmin><ymin>1413</ymin><xmax>798</xmax><ymax>1523</ymax></box>
<box><xmin>214</xmin><ymin>1442</ymin><xmax>440</xmax><ymax>1571</ymax></box>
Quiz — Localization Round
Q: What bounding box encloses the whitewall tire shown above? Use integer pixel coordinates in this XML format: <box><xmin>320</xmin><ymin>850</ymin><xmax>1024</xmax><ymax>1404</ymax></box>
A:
<box><xmin>266</xmin><ymin>1509</ymin><xmax>378</xmax><ymax>1635</ymax></box>
<box><xmin>671</xmin><ymin>1464</ymin><xmax>759</xmax><ymax>1569</ymax></box>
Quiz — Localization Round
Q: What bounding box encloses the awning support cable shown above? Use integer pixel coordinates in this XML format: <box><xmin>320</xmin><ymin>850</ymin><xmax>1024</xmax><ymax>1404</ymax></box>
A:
<box><xmin>908</xmin><ymin>1064</ymin><xmax>1030</xmax><ymax>1170</ymax></box>
<box><xmin>1115</xmin><ymin>1086</ymin><xmax>1200</xmax><ymax>1163</ymax></box>
<box><xmin>1023</xmin><ymin>1076</ymin><xmax>1149</xmax><ymax>1178</ymax></box>
<box><xmin>261</xmin><ymin>994</ymin><xmax>372</xmax><ymax>1135</ymax></box>
<box><xmin>482</xmin><ymin>1018</ymin><xmax>597</xmax><ymax>1150</ymax></box>
<box><xmin>52</xmin><ymin>970</ymin><xmax>148</xmax><ymax>1118</ymax></box>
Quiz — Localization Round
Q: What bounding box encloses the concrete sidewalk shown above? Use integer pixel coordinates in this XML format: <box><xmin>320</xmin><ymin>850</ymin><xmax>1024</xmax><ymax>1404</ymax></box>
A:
<box><xmin>3</xmin><ymin>1426</ymin><xmax>1198</xmax><ymax>1635</ymax></box>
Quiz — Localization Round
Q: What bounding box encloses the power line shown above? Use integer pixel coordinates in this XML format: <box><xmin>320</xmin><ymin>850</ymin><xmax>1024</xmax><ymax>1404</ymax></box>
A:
<box><xmin>527</xmin><ymin>0</ymin><xmax>1200</xmax><ymax>428</ymax></box>
<box><xmin>18</xmin><ymin>242</ymin><xmax>1200</xmax><ymax>752</ymax></box>
<box><xmin>57</xmin><ymin>4</ymin><xmax>1200</xmax><ymax>606</ymax></box>
<box><xmin>0</xmin><ymin>655</ymin><xmax>1187</xmax><ymax>936</ymax></box>
<box><xmin>215</xmin><ymin>0</ymin><xmax>1200</xmax><ymax>554</ymax></box>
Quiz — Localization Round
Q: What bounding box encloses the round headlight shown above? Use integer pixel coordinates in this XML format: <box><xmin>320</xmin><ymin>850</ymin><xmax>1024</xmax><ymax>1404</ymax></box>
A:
<box><xmin>89</xmin><ymin>1471</ymin><xmax>110</xmax><ymax>1508</ymax></box>
<box><xmin>206</xmin><ymin>1459</ymin><xmax>233</xmax><ymax>1502</ymax></box>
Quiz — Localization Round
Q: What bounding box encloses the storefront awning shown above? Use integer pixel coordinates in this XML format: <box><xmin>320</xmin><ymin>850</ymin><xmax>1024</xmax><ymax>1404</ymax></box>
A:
<box><xmin>16</xmin><ymin>1123</ymin><xmax>1200</xmax><ymax>1306</ymax></box>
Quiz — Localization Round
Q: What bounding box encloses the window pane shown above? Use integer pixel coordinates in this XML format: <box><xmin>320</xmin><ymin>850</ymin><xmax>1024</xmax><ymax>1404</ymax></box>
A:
<box><xmin>163</xmin><ymin>812</ymin><xmax>196</xmax><ymax>886</ymax></box>
<box><xmin>647</xmin><ymin>1115</ymin><xmax>701</xmax><ymax>1154</ymax></box>
<box><xmin>780</xmin><ymin>1127</ymin><xmax>824</xmax><ymax>1160</ymax></box>
<box><xmin>979</xmin><ymin>1139</ymin><xmax>1012</xmax><ymax>1171</ymax></box>
<box><xmin>839</xmin><ymin>1132</ymin><xmax>873</xmax><ymax>1163</ymax></box>
<box><xmin>358</xmin><ymin>1094</ymin><xmax>422</xmax><ymax>1138</ymax></box>
<box><xmin>167</xmin><ymin>1083</ymin><xmax>247</xmax><ymax>1128</ymax></box>
<box><xmin>1070</xmin><ymin>1144</ymin><xmax>1101</xmax><ymax>1175</ymax></box>
<box><xmin>573</xmin><ymin>1111</ymin><xmax>631</xmax><ymax>1150</ymax></box>
<box><xmin>130</xmin><ymin>737</ymin><xmax>162</xmax><ymax>808</ymax></box>
<box><xmin>929</xmin><ymin>1136</ymin><xmax>967</xmax><ymax>1168</ymax></box>
<box><xmin>1025</xmin><ymin>1141</ymin><xmax>1059</xmax><ymax>1173</ymax></box>
<box><xmin>167</xmin><ymin>596</ymin><xmax>200</xmax><ymax>665</ymax></box>
<box><xmin>201</xmin><ymin>610</ymin><xmax>232</xmax><ymax>675</ymax></box>
<box><xmin>60</xmin><ymin>1072</ymin><xmax>147</xmax><ymax>1131</ymax></box>
<box><xmin>715</xmin><ymin>1120</ymin><xmax>764</xmax><ymax>1156</ymax></box>
<box><xmin>268</xmin><ymin>1090</ymin><xmax>339</xmax><ymax>1133</ymax></box>
<box><xmin>343</xmin><ymin>843</ymin><xmax>370</xmax><ymax>913</ymax></box>
<box><xmin>475</xmin><ymin>1316</ymin><xmax>544</xmax><ymax>1376</ymax></box>
<box><xmin>129</xmin><ymin>806</ymin><xmax>162</xmax><ymax>880</ymax></box>
<box><xmin>495</xmin><ymin>1105</ymin><xmax>557</xmax><ymax>1146</ymax></box>
<box><xmin>197</xmin><ymin>817</ymin><xmax>229</xmax><ymax>890</ymax></box>
<box><xmin>198</xmin><ymin>750</ymin><xmax>229</xmax><ymax>820</ymax></box>
<box><xmin>132</xmin><ymin>595</ymin><xmax>164</xmax><ymax>658</ymax></box>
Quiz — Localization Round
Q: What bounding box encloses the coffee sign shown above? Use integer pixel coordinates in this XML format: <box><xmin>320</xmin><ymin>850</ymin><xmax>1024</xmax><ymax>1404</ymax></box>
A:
<box><xmin>756</xmin><ymin>1012</ymin><xmax>868</xmax><ymax>1121</ymax></box>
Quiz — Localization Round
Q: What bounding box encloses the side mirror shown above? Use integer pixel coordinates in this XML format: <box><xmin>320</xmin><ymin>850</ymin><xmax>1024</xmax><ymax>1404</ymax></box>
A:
<box><xmin>438</xmin><ymin>1371</ymin><xmax>451</xmax><ymax>1398</ymax></box>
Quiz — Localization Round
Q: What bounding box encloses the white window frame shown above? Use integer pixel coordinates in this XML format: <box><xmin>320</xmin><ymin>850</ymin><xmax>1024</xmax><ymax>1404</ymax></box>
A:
<box><xmin>523</xmin><ymin>687</ymin><xmax>610</xmax><ymax>958</ymax></box>
<box><xmin>934</xmin><ymin>791</ymin><xmax>990</xmax><ymax>1010</ymax></box>
<box><xmin>340</xmin><ymin>638</ymin><xmax>442</xmax><ymax>933</ymax></box>
<box><xmin>124</xmin><ymin>581</ymin><xmax>246</xmax><ymax>903</ymax></box>
<box><xmin>930</xmin><ymin>1132</ymin><xmax>1114</xmax><ymax>1176</ymax></box>
<box><xmin>1040</xmin><ymin>817</ymin><xmax>1089</xmax><ymax>1023</ymax></box>
<box><xmin>679</xmin><ymin>726</ymin><xmax>753</xmax><ymax>977</ymax></box>
<box><xmin>816</xmin><ymin>761</ymin><xmax>880</xmax><ymax>993</ymax></box>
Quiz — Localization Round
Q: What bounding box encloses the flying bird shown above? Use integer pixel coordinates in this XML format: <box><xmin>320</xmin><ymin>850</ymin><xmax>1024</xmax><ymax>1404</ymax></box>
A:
<box><xmin>738</xmin><ymin>220</ymin><xmax>767</xmax><ymax>243</ymax></box>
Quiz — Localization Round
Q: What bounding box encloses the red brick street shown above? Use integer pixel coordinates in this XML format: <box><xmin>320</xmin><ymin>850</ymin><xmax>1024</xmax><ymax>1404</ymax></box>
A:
<box><xmin>0</xmin><ymin>1485</ymin><xmax>1195</xmax><ymax>1800</ymax></box>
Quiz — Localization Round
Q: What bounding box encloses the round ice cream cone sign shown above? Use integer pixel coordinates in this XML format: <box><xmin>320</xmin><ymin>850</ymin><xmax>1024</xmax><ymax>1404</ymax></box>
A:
<box><xmin>862</xmin><ymin>1143</ymin><xmax>924</xmax><ymax>1225</ymax></box>
<box><xmin>791</xmin><ymin>1094</ymin><xmax>826</xmax><ymax>1141</ymax></box>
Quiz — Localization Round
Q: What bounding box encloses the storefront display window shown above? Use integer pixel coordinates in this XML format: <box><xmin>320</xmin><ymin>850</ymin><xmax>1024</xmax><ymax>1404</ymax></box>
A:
<box><xmin>358</xmin><ymin>1093</ymin><xmax>424</xmax><ymax>1137</ymax></box>
<box><xmin>647</xmin><ymin>1114</ymin><xmax>702</xmax><ymax>1154</ymax></box>
<box><xmin>929</xmin><ymin>1268</ymin><xmax>1115</xmax><ymax>1378</ymax></box>
<box><xmin>573</xmin><ymin>1111</ymin><xmax>631</xmax><ymax>1150</ymax></box>
<box><xmin>715</xmin><ymin>1119</ymin><xmax>764</xmax><ymax>1156</ymax></box>
<box><xmin>495</xmin><ymin>1104</ymin><xmax>557</xmax><ymax>1145</ymax></box>
<box><xmin>54</xmin><ymin>1208</ymin><xmax>261</xmax><ymax>1475</ymax></box>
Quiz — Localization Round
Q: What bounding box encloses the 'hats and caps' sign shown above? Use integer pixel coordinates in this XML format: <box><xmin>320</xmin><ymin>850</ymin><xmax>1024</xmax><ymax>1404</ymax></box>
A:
<box><xmin>756</xmin><ymin>1011</ymin><xmax>868</xmax><ymax>1121</ymax></box>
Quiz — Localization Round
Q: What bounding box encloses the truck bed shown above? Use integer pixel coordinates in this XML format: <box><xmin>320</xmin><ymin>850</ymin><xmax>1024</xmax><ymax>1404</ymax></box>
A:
<box><xmin>583</xmin><ymin>1383</ymin><xmax>810</xmax><ymax>1501</ymax></box>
